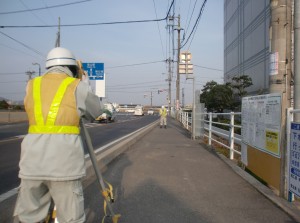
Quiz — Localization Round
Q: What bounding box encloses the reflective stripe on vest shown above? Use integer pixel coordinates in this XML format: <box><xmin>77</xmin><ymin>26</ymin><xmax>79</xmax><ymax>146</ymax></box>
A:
<box><xmin>28</xmin><ymin>76</ymin><xmax>80</xmax><ymax>134</ymax></box>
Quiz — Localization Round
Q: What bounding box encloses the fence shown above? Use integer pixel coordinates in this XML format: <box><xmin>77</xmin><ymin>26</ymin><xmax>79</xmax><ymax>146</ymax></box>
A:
<box><xmin>178</xmin><ymin>110</ymin><xmax>242</xmax><ymax>160</ymax></box>
<box><xmin>0</xmin><ymin>111</ymin><xmax>27</xmax><ymax>123</ymax></box>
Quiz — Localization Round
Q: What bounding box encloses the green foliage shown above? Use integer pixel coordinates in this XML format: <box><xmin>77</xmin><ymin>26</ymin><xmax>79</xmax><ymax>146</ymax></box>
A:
<box><xmin>0</xmin><ymin>100</ymin><xmax>9</xmax><ymax>109</ymax></box>
<box><xmin>200</xmin><ymin>75</ymin><xmax>253</xmax><ymax>112</ymax></box>
<box><xmin>200</xmin><ymin>82</ymin><xmax>234</xmax><ymax>112</ymax></box>
<box><xmin>227</xmin><ymin>75</ymin><xmax>253</xmax><ymax>97</ymax></box>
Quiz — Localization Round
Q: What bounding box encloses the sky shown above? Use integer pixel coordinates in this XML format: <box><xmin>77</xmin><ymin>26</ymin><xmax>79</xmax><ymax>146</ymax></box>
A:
<box><xmin>0</xmin><ymin>0</ymin><xmax>224</xmax><ymax>106</ymax></box>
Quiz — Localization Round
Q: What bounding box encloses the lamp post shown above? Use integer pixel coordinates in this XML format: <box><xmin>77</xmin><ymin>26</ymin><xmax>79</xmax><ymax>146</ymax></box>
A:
<box><xmin>32</xmin><ymin>63</ymin><xmax>41</xmax><ymax>76</ymax></box>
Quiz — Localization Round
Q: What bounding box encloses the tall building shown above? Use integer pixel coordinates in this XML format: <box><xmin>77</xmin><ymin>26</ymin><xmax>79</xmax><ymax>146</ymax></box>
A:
<box><xmin>224</xmin><ymin>0</ymin><xmax>292</xmax><ymax>95</ymax></box>
<box><xmin>224</xmin><ymin>0</ymin><xmax>270</xmax><ymax>94</ymax></box>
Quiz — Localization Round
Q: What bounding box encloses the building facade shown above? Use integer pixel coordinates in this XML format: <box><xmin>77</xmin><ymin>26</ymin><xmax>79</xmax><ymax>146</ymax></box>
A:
<box><xmin>224</xmin><ymin>0</ymin><xmax>271</xmax><ymax>94</ymax></box>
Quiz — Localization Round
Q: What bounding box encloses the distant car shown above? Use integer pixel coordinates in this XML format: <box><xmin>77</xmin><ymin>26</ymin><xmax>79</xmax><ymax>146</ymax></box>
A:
<box><xmin>95</xmin><ymin>103</ymin><xmax>116</xmax><ymax>123</ymax></box>
<box><xmin>134</xmin><ymin>106</ymin><xmax>144</xmax><ymax>116</ymax></box>
<box><xmin>147</xmin><ymin>110</ymin><xmax>154</xmax><ymax>115</ymax></box>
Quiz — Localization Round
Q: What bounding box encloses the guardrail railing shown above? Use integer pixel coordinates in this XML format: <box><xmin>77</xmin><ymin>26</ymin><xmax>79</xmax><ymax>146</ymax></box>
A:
<box><xmin>178</xmin><ymin>110</ymin><xmax>241</xmax><ymax>160</ymax></box>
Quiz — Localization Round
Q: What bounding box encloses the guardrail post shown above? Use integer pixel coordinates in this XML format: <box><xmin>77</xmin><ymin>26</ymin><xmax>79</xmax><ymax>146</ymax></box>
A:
<box><xmin>209</xmin><ymin>112</ymin><xmax>212</xmax><ymax>145</ymax></box>
<box><xmin>229</xmin><ymin>112</ymin><xmax>234</xmax><ymax>160</ymax></box>
<box><xmin>286</xmin><ymin>107</ymin><xmax>294</xmax><ymax>202</ymax></box>
<box><xmin>186</xmin><ymin>112</ymin><xmax>188</xmax><ymax>129</ymax></box>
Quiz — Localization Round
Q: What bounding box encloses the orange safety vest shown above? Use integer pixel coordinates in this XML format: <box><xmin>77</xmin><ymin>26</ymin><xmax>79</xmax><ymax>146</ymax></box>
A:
<box><xmin>24</xmin><ymin>73</ymin><xmax>80</xmax><ymax>134</ymax></box>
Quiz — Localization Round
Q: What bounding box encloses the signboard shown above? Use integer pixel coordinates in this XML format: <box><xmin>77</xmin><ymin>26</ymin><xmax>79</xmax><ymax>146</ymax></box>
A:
<box><xmin>179</xmin><ymin>63</ymin><xmax>193</xmax><ymax>74</ymax></box>
<box><xmin>241</xmin><ymin>93</ymin><xmax>281</xmax><ymax>157</ymax></box>
<box><xmin>82</xmin><ymin>63</ymin><xmax>104</xmax><ymax>80</ymax></box>
<box><xmin>269</xmin><ymin>52</ymin><xmax>278</xmax><ymax>76</ymax></box>
<box><xmin>289</xmin><ymin>122</ymin><xmax>300</xmax><ymax>197</ymax></box>
<box><xmin>82</xmin><ymin>62</ymin><xmax>105</xmax><ymax>97</ymax></box>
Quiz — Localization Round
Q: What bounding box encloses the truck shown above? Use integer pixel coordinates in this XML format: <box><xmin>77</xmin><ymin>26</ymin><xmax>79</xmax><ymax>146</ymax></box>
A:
<box><xmin>134</xmin><ymin>105</ymin><xmax>144</xmax><ymax>116</ymax></box>
<box><xmin>95</xmin><ymin>103</ymin><xmax>116</xmax><ymax>123</ymax></box>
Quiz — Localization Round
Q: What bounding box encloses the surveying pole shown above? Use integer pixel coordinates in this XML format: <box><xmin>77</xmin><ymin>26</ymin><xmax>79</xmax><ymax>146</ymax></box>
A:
<box><xmin>295</xmin><ymin>0</ymin><xmax>300</xmax><ymax>121</ymax></box>
<box><xmin>269</xmin><ymin>0</ymin><xmax>292</xmax><ymax>198</ymax></box>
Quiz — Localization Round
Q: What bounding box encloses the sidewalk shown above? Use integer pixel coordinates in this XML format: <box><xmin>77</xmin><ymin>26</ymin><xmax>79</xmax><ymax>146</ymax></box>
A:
<box><xmin>84</xmin><ymin>118</ymin><xmax>300</xmax><ymax>223</ymax></box>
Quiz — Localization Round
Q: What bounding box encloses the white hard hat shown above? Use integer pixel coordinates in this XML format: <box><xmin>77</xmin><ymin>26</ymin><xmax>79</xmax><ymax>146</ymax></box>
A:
<box><xmin>46</xmin><ymin>47</ymin><xmax>77</xmax><ymax>68</ymax></box>
<box><xmin>162</xmin><ymin>105</ymin><xmax>165</xmax><ymax>109</ymax></box>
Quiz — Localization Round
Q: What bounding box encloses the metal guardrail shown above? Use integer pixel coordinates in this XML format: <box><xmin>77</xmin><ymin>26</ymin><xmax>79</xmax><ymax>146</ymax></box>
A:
<box><xmin>178</xmin><ymin>111</ymin><xmax>241</xmax><ymax>160</ymax></box>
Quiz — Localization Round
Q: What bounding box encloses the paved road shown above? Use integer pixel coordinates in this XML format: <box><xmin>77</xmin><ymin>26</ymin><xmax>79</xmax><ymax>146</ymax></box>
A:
<box><xmin>1</xmin><ymin>117</ymin><xmax>300</xmax><ymax>223</ymax></box>
<box><xmin>0</xmin><ymin>114</ymin><xmax>157</xmax><ymax>195</ymax></box>
<box><xmin>83</xmin><ymin>118</ymin><xmax>299</xmax><ymax>223</ymax></box>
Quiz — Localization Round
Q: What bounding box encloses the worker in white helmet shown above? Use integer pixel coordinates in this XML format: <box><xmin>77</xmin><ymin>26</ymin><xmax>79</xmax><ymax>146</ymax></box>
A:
<box><xmin>13</xmin><ymin>47</ymin><xmax>103</xmax><ymax>223</ymax></box>
<box><xmin>159</xmin><ymin>105</ymin><xmax>168</xmax><ymax>128</ymax></box>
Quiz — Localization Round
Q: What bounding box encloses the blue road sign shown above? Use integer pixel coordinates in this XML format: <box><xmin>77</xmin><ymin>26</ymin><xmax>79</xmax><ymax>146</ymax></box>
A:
<box><xmin>82</xmin><ymin>63</ymin><xmax>104</xmax><ymax>80</ymax></box>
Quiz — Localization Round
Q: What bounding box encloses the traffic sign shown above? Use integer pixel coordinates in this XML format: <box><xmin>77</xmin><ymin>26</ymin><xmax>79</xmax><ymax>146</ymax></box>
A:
<box><xmin>82</xmin><ymin>63</ymin><xmax>104</xmax><ymax>80</ymax></box>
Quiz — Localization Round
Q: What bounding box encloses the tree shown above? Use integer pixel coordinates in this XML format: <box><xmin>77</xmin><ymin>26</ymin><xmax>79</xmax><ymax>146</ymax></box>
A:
<box><xmin>0</xmin><ymin>100</ymin><xmax>9</xmax><ymax>109</ymax></box>
<box><xmin>227</xmin><ymin>75</ymin><xmax>253</xmax><ymax>97</ymax></box>
<box><xmin>200</xmin><ymin>82</ymin><xmax>234</xmax><ymax>112</ymax></box>
<box><xmin>226</xmin><ymin>75</ymin><xmax>253</xmax><ymax>110</ymax></box>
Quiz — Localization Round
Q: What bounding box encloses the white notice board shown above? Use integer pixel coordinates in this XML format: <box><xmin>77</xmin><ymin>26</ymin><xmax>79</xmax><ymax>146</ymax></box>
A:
<box><xmin>241</xmin><ymin>93</ymin><xmax>282</xmax><ymax>157</ymax></box>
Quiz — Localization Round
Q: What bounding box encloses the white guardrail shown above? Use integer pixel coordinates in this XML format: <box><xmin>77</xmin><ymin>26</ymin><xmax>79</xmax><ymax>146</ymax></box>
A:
<box><xmin>178</xmin><ymin>111</ymin><xmax>242</xmax><ymax>160</ymax></box>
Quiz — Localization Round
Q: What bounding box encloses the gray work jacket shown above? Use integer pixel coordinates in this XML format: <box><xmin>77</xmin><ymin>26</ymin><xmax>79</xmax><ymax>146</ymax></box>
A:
<box><xmin>19</xmin><ymin>66</ymin><xmax>103</xmax><ymax>181</ymax></box>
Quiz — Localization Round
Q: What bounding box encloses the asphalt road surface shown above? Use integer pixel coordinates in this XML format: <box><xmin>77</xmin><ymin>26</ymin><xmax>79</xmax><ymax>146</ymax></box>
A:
<box><xmin>0</xmin><ymin>113</ymin><xmax>158</xmax><ymax>195</ymax></box>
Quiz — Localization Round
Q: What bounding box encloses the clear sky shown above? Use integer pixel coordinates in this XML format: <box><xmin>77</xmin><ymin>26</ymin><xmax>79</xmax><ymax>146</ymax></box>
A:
<box><xmin>0</xmin><ymin>0</ymin><xmax>224</xmax><ymax>106</ymax></box>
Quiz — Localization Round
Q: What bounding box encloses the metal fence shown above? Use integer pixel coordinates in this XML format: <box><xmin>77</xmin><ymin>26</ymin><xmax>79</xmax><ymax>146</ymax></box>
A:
<box><xmin>178</xmin><ymin>110</ymin><xmax>242</xmax><ymax>160</ymax></box>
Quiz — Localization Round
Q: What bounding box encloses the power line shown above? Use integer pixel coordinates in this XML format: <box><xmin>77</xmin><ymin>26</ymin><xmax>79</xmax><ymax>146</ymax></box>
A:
<box><xmin>0</xmin><ymin>0</ymin><xmax>175</xmax><ymax>29</ymax></box>
<box><xmin>152</xmin><ymin>0</ymin><xmax>166</xmax><ymax>59</ymax></box>
<box><xmin>0</xmin><ymin>31</ymin><xmax>45</xmax><ymax>57</ymax></box>
<box><xmin>106</xmin><ymin>60</ymin><xmax>164</xmax><ymax>69</ymax></box>
<box><xmin>107</xmin><ymin>80</ymin><xmax>163</xmax><ymax>88</ymax></box>
<box><xmin>184</xmin><ymin>0</ymin><xmax>198</xmax><ymax>41</ymax></box>
<box><xmin>180</xmin><ymin>0</ymin><xmax>207</xmax><ymax>49</ymax></box>
<box><xmin>0</xmin><ymin>0</ymin><xmax>94</xmax><ymax>15</ymax></box>
<box><xmin>194</xmin><ymin>64</ymin><xmax>223</xmax><ymax>71</ymax></box>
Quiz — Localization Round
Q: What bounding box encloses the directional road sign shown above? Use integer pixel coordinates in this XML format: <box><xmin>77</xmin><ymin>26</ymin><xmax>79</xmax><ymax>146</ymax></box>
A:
<box><xmin>82</xmin><ymin>63</ymin><xmax>104</xmax><ymax>80</ymax></box>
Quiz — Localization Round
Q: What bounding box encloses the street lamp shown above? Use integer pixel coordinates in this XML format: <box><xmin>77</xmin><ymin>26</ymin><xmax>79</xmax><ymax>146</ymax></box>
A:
<box><xmin>32</xmin><ymin>62</ymin><xmax>41</xmax><ymax>76</ymax></box>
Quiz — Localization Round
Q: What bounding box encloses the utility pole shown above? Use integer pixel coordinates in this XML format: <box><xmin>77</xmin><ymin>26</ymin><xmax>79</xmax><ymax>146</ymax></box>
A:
<box><xmin>270</xmin><ymin>0</ymin><xmax>292</xmax><ymax>198</ymax></box>
<box><xmin>167</xmin><ymin>15</ymin><xmax>175</xmax><ymax>115</ymax></box>
<box><xmin>182</xmin><ymin>88</ymin><xmax>184</xmax><ymax>108</ymax></box>
<box><xmin>26</xmin><ymin>70</ymin><xmax>35</xmax><ymax>81</ymax></box>
<box><xmin>168</xmin><ymin>58</ymin><xmax>172</xmax><ymax>115</ymax></box>
<box><xmin>295</xmin><ymin>0</ymin><xmax>300</xmax><ymax>121</ymax></box>
<box><xmin>175</xmin><ymin>15</ymin><xmax>181</xmax><ymax>117</ymax></box>
<box><xmin>32</xmin><ymin>63</ymin><xmax>41</xmax><ymax>76</ymax></box>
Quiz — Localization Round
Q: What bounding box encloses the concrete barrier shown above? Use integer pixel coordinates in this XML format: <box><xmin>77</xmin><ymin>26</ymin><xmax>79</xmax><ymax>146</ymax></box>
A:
<box><xmin>83</xmin><ymin>120</ymin><xmax>159</xmax><ymax>186</ymax></box>
<box><xmin>0</xmin><ymin>111</ymin><xmax>27</xmax><ymax>123</ymax></box>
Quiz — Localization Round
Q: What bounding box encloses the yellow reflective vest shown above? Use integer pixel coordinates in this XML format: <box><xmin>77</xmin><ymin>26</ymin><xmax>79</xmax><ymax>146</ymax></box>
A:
<box><xmin>25</xmin><ymin>73</ymin><xmax>80</xmax><ymax>134</ymax></box>
<box><xmin>159</xmin><ymin>108</ymin><xmax>167</xmax><ymax>117</ymax></box>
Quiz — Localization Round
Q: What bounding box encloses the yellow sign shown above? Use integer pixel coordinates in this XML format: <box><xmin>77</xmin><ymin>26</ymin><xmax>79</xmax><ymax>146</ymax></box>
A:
<box><xmin>265</xmin><ymin>130</ymin><xmax>279</xmax><ymax>154</ymax></box>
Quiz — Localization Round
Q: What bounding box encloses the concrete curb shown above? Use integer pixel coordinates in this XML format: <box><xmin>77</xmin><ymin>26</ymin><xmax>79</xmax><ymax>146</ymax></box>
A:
<box><xmin>83</xmin><ymin>120</ymin><xmax>159</xmax><ymax>185</ymax></box>
<box><xmin>201</xmin><ymin>143</ymin><xmax>300</xmax><ymax>223</ymax></box>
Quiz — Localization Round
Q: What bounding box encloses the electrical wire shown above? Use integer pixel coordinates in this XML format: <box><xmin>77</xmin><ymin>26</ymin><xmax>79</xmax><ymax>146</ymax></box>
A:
<box><xmin>183</xmin><ymin>0</ymin><xmax>198</xmax><ymax>42</ymax></box>
<box><xmin>0</xmin><ymin>0</ymin><xmax>175</xmax><ymax>29</ymax></box>
<box><xmin>18</xmin><ymin>0</ymin><xmax>48</xmax><ymax>25</ymax></box>
<box><xmin>152</xmin><ymin>0</ymin><xmax>166</xmax><ymax>59</ymax></box>
<box><xmin>0</xmin><ymin>31</ymin><xmax>45</xmax><ymax>57</ymax></box>
<box><xmin>194</xmin><ymin>64</ymin><xmax>223</xmax><ymax>71</ymax></box>
<box><xmin>106</xmin><ymin>60</ymin><xmax>164</xmax><ymax>69</ymax></box>
<box><xmin>180</xmin><ymin>0</ymin><xmax>207</xmax><ymax>49</ymax></box>
<box><xmin>0</xmin><ymin>0</ymin><xmax>94</xmax><ymax>15</ymax></box>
